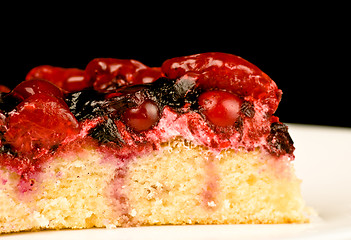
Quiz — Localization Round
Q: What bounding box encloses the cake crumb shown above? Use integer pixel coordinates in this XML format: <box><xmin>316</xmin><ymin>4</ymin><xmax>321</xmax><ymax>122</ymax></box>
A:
<box><xmin>130</xmin><ymin>209</ymin><xmax>137</xmax><ymax>217</ymax></box>
<box><xmin>106</xmin><ymin>224</ymin><xmax>117</xmax><ymax>229</ymax></box>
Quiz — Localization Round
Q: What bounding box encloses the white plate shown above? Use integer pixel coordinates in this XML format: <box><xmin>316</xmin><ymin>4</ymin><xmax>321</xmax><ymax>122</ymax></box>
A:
<box><xmin>3</xmin><ymin>124</ymin><xmax>351</xmax><ymax>240</ymax></box>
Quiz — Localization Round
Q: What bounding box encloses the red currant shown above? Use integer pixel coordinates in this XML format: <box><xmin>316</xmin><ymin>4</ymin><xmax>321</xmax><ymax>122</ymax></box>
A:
<box><xmin>198</xmin><ymin>90</ymin><xmax>242</xmax><ymax>127</ymax></box>
<box><xmin>123</xmin><ymin>100</ymin><xmax>160</xmax><ymax>132</ymax></box>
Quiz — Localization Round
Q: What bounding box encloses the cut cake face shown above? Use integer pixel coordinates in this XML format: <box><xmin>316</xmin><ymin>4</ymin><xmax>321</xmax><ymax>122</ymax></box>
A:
<box><xmin>0</xmin><ymin>52</ymin><xmax>308</xmax><ymax>233</ymax></box>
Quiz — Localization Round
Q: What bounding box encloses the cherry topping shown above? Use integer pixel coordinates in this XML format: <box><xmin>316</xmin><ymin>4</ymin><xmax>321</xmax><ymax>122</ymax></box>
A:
<box><xmin>25</xmin><ymin>65</ymin><xmax>88</xmax><ymax>92</ymax></box>
<box><xmin>12</xmin><ymin>79</ymin><xmax>64</xmax><ymax>101</ymax></box>
<box><xmin>62</xmin><ymin>68</ymin><xmax>89</xmax><ymax>92</ymax></box>
<box><xmin>162</xmin><ymin>52</ymin><xmax>281</xmax><ymax>114</ymax></box>
<box><xmin>133</xmin><ymin>67</ymin><xmax>163</xmax><ymax>84</ymax></box>
<box><xmin>198</xmin><ymin>90</ymin><xmax>242</xmax><ymax>127</ymax></box>
<box><xmin>25</xmin><ymin>65</ymin><xmax>60</xmax><ymax>83</ymax></box>
<box><xmin>4</xmin><ymin>93</ymin><xmax>79</xmax><ymax>156</ymax></box>
<box><xmin>123</xmin><ymin>100</ymin><xmax>160</xmax><ymax>132</ymax></box>
<box><xmin>85</xmin><ymin>58</ymin><xmax>148</xmax><ymax>92</ymax></box>
<box><xmin>0</xmin><ymin>85</ymin><xmax>10</xmax><ymax>93</ymax></box>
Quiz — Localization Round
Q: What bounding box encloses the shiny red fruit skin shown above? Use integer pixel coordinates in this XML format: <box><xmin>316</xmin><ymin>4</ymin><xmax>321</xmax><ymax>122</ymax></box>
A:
<box><xmin>198</xmin><ymin>90</ymin><xmax>242</xmax><ymax>127</ymax></box>
<box><xmin>85</xmin><ymin>58</ymin><xmax>148</xmax><ymax>92</ymax></box>
<box><xmin>133</xmin><ymin>67</ymin><xmax>163</xmax><ymax>84</ymax></box>
<box><xmin>4</xmin><ymin>93</ymin><xmax>79</xmax><ymax>155</ymax></box>
<box><xmin>25</xmin><ymin>65</ymin><xmax>88</xmax><ymax>92</ymax></box>
<box><xmin>62</xmin><ymin>68</ymin><xmax>90</xmax><ymax>92</ymax></box>
<box><xmin>0</xmin><ymin>85</ymin><xmax>10</xmax><ymax>93</ymax></box>
<box><xmin>12</xmin><ymin>79</ymin><xmax>64</xmax><ymax>101</ymax></box>
<box><xmin>123</xmin><ymin>100</ymin><xmax>160</xmax><ymax>132</ymax></box>
<box><xmin>161</xmin><ymin>52</ymin><xmax>281</xmax><ymax>114</ymax></box>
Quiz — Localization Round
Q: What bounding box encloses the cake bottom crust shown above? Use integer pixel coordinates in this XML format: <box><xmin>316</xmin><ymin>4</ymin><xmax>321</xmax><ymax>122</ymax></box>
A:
<box><xmin>0</xmin><ymin>138</ymin><xmax>308</xmax><ymax>233</ymax></box>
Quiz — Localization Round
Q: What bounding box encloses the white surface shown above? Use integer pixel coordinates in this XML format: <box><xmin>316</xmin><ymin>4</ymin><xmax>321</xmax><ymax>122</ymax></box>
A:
<box><xmin>3</xmin><ymin>124</ymin><xmax>351</xmax><ymax>240</ymax></box>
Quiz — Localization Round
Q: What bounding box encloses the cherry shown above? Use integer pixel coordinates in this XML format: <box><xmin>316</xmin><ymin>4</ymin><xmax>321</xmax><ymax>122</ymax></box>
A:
<box><xmin>26</xmin><ymin>65</ymin><xmax>66</xmax><ymax>88</ymax></box>
<box><xmin>161</xmin><ymin>52</ymin><xmax>281</xmax><ymax>114</ymax></box>
<box><xmin>123</xmin><ymin>100</ymin><xmax>160</xmax><ymax>132</ymax></box>
<box><xmin>85</xmin><ymin>58</ymin><xmax>148</xmax><ymax>92</ymax></box>
<box><xmin>4</xmin><ymin>93</ymin><xmax>79</xmax><ymax>155</ymax></box>
<box><xmin>0</xmin><ymin>85</ymin><xmax>10</xmax><ymax>93</ymax></box>
<box><xmin>62</xmin><ymin>68</ymin><xmax>90</xmax><ymax>92</ymax></box>
<box><xmin>12</xmin><ymin>79</ymin><xmax>64</xmax><ymax>101</ymax></box>
<box><xmin>198</xmin><ymin>90</ymin><xmax>242</xmax><ymax>127</ymax></box>
<box><xmin>133</xmin><ymin>67</ymin><xmax>163</xmax><ymax>84</ymax></box>
<box><xmin>25</xmin><ymin>65</ymin><xmax>88</xmax><ymax>92</ymax></box>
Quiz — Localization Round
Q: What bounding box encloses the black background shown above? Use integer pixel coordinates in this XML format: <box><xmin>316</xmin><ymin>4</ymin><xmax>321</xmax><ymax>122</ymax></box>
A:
<box><xmin>3</xmin><ymin>7</ymin><xmax>350</xmax><ymax>128</ymax></box>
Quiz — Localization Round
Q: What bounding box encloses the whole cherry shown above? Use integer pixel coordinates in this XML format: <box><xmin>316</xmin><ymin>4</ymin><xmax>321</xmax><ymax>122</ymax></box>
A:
<box><xmin>12</xmin><ymin>79</ymin><xmax>64</xmax><ymax>101</ymax></box>
<box><xmin>123</xmin><ymin>100</ymin><xmax>160</xmax><ymax>132</ymax></box>
<box><xmin>198</xmin><ymin>90</ymin><xmax>242</xmax><ymax>127</ymax></box>
<box><xmin>85</xmin><ymin>58</ymin><xmax>148</xmax><ymax>92</ymax></box>
<box><xmin>25</xmin><ymin>65</ymin><xmax>88</xmax><ymax>92</ymax></box>
<box><xmin>161</xmin><ymin>52</ymin><xmax>281</xmax><ymax>115</ymax></box>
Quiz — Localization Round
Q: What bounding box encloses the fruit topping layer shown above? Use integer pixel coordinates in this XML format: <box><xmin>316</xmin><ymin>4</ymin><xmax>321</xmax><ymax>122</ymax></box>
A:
<box><xmin>0</xmin><ymin>53</ymin><xmax>294</xmax><ymax>184</ymax></box>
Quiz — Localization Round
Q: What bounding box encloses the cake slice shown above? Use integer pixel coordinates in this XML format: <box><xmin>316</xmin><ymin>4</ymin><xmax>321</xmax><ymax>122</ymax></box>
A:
<box><xmin>0</xmin><ymin>52</ymin><xmax>308</xmax><ymax>233</ymax></box>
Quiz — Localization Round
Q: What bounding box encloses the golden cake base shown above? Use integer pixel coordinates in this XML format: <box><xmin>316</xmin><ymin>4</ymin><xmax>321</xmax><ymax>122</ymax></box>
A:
<box><xmin>0</xmin><ymin>138</ymin><xmax>308</xmax><ymax>233</ymax></box>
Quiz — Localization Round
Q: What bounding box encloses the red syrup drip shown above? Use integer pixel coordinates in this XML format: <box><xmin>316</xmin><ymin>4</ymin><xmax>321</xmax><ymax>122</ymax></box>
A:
<box><xmin>202</xmin><ymin>154</ymin><xmax>219</xmax><ymax>210</ymax></box>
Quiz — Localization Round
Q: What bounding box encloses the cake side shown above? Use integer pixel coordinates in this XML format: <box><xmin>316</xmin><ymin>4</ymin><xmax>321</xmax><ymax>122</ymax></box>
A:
<box><xmin>126</xmin><ymin>138</ymin><xmax>307</xmax><ymax>225</ymax></box>
<box><xmin>0</xmin><ymin>137</ymin><xmax>307</xmax><ymax>233</ymax></box>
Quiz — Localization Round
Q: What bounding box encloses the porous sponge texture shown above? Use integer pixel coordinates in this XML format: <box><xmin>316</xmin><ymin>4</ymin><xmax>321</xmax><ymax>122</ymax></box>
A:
<box><xmin>0</xmin><ymin>138</ymin><xmax>308</xmax><ymax>233</ymax></box>
<box><xmin>126</xmin><ymin>139</ymin><xmax>307</xmax><ymax>225</ymax></box>
<box><xmin>0</xmin><ymin>147</ymin><xmax>118</xmax><ymax>233</ymax></box>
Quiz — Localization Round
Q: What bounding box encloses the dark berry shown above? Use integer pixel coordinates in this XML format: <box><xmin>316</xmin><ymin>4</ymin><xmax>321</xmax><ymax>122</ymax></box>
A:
<box><xmin>240</xmin><ymin>101</ymin><xmax>255</xmax><ymax>118</ymax></box>
<box><xmin>65</xmin><ymin>89</ymin><xmax>108</xmax><ymax>121</ymax></box>
<box><xmin>88</xmin><ymin>117</ymin><xmax>124</xmax><ymax>145</ymax></box>
<box><xmin>148</xmin><ymin>75</ymin><xmax>198</xmax><ymax>109</ymax></box>
<box><xmin>0</xmin><ymin>93</ymin><xmax>21</xmax><ymax>113</ymax></box>
<box><xmin>198</xmin><ymin>90</ymin><xmax>242</xmax><ymax>127</ymax></box>
<box><xmin>267</xmin><ymin>122</ymin><xmax>295</xmax><ymax>156</ymax></box>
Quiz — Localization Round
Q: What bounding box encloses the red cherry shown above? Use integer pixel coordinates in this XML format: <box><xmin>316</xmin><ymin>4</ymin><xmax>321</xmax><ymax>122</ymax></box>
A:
<box><xmin>26</xmin><ymin>65</ymin><xmax>88</xmax><ymax>92</ymax></box>
<box><xmin>85</xmin><ymin>58</ymin><xmax>148</xmax><ymax>92</ymax></box>
<box><xmin>62</xmin><ymin>68</ymin><xmax>90</xmax><ymax>92</ymax></box>
<box><xmin>4</xmin><ymin>93</ymin><xmax>79</xmax><ymax>155</ymax></box>
<box><xmin>26</xmin><ymin>65</ymin><xmax>61</xmax><ymax>84</ymax></box>
<box><xmin>161</xmin><ymin>52</ymin><xmax>281</xmax><ymax>114</ymax></box>
<box><xmin>133</xmin><ymin>67</ymin><xmax>163</xmax><ymax>84</ymax></box>
<box><xmin>0</xmin><ymin>85</ymin><xmax>10</xmax><ymax>93</ymax></box>
<box><xmin>12</xmin><ymin>79</ymin><xmax>64</xmax><ymax>101</ymax></box>
<box><xmin>198</xmin><ymin>90</ymin><xmax>242</xmax><ymax>127</ymax></box>
<box><xmin>123</xmin><ymin>100</ymin><xmax>160</xmax><ymax>132</ymax></box>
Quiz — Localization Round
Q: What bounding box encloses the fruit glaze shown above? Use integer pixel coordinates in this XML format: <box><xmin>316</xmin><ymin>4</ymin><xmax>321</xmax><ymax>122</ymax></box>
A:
<box><xmin>0</xmin><ymin>52</ymin><xmax>294</xmax><ymax>192</ymax></box>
